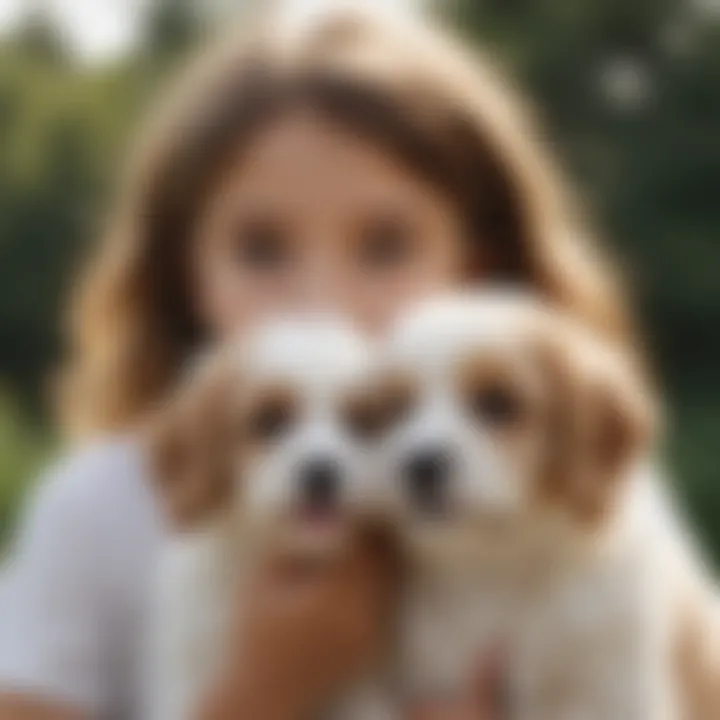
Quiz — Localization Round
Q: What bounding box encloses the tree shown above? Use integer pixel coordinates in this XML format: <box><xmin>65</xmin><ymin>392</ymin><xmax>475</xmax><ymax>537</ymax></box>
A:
<box><xmin>144</xmin><ymin>0</ymin><xmax>202</xmax><ymax>61</ymax></box>
<box><xmin>14</xmin><ymin>5</ymin><xmax>70</xmax><ymax>66</ymax></box>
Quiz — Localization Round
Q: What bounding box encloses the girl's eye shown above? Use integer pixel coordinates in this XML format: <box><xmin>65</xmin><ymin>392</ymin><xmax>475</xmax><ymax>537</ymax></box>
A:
<box><xmin>357</xmin><ymin>215</ymin><xmax>417</xmax><ymax>269</ymax></box>
<box><xmin>233</xmin><ymin>217</ymin><xmax>290</xmax><ymax>270</ymax></box>
<box><xmin>470</xmin><ymin>384</ymin><xmax>523</xmax><ymax>427</ymax></box>
<box><xmin>247</xmin><ymin>400</ymin><xmax>294</xmax><ymax>441</ymax></box>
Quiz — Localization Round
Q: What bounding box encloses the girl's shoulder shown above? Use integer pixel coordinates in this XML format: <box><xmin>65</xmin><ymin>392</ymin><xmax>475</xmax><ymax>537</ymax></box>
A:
<box><xmin>0</xmin><ymin>435</ymin><xmax>160</xmax><ymax>712</ymax></box>
<box><xmin>11</xmin><ymin>434</ymin><xmax>160</xmax><ymax>578</ymax></box>
<box><xmin>27</xmin><ymin>434</ymin><xmax>154</xmax><ymax>528</ymax></box>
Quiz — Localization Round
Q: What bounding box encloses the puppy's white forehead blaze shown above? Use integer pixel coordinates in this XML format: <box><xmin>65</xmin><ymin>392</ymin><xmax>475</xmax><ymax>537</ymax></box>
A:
<box><xmin>227</xmin><ymin>317</ymin><xmax>377</xmax><ymax>550</ymax></box>
<box><xmin>242</xmin><ymin>317</ymin><xmax>373</xmax><ymax>395</ymax></box>
<box><xmin>388</xmin><ymin>291</ymin><xmax>541</xmax><ymax>378</ymax></box>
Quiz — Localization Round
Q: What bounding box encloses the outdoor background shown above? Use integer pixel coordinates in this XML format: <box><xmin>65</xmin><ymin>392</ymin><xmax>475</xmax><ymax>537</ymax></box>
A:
<box><xmin>0</xmin><ymin>0</ymin><xmax>718</xmax><ymax>557</ymax></box>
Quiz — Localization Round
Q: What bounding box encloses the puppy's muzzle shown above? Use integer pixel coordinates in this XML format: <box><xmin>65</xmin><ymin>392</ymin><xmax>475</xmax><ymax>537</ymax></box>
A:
<box><xmin>402</xmin><ymin>446</ymin><xmax>455</xmax><ymax>515</ymax></box>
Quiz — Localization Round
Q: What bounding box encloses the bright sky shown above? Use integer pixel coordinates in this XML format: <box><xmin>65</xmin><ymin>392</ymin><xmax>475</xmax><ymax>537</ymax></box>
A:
<box><xmin>0</xmin><ymin>0</ymin><xmax>150</xmax><ymax>61</ymax></box>
<box><xmin>0</xmin><ymin>0</ymin><xmax>430</xmax><ymax>62</ymax></box>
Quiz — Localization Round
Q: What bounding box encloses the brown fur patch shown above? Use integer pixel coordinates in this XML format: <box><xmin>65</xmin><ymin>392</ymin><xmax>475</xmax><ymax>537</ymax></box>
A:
<box><xmin>240</xmin><ymin>382</ymin><xmax>300</xmax><ymax>445</ymax></box>
<box><xmin>342</xmin><ymin>370</ymin><xmax>418</xmax><ymax>441</ymax></box>
<box><xmin>533</xmin><ymin>322</ymin><xmax>656</xmax><ymax>525</ymax></box>
<box><xmin>148</xmin><ymin>353</ymin><xmax>241</xmax><ymax>530</ymax></box>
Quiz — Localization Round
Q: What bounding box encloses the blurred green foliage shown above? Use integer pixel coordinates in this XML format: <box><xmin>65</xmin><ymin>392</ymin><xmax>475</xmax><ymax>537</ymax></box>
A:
<box><xmin>0</xmin><ymin>1</ymin><xmax>718</xmax><ymax>555</ymax></box>
<box><xmin>0</xmin><ymin>393</ymin><xmax>50</xmax><ymax>549</ymax></box>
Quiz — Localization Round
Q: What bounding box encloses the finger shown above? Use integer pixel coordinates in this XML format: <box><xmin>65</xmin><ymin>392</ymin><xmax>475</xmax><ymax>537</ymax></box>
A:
<box><xmin>248</xmin><ymin>548</ymin><xmax>345</xmax><ymax>603</ymax></box>
<box><xmin>355</xmin><ymin>520</ymin><xmax>403</xmax><ymax>574</ymax></box>
<box><xmin>472</xmin><ymin>647</ymin><xmax>511</xmax><ymax>719</ymax></box>
<box><xmin>331</xmin><ymin>528</ymin><xmax>402</xmax><ymax>605</ymax></box>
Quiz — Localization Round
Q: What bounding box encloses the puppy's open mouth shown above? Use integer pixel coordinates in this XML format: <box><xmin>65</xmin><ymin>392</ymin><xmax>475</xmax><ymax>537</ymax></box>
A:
<box><xmin>290</xmin><ymin>498</ymin><xmax>352</xmax><ymax>542</ymax></box>
<box><xmin>285</xmin><ymin>505</ymin><xmax>351</xmax><ymax>557</ymax></box>
<box><xmin>295</xmin><ymin>503</ymin><xmax>345</xmax><ymax>528</ymax></box>
<box><xmin>407</xmin><ymin>481</ymin><xmax>460</xmax><ymax>521</ymax></box>
<box><xmin>412</xmin><ymin>497</ymin><xmax>455</xmax><ymax>522</ymax></box>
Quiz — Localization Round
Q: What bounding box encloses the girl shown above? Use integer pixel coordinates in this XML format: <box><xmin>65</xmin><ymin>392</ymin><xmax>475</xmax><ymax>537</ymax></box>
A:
<box><xmin>0</xmin><ymin>4</ymin><xmax>636</xmax><ymax>719</ymax></box>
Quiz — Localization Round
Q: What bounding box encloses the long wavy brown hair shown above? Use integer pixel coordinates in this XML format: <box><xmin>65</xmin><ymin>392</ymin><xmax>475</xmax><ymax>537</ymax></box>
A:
<box><xmin>60</xmin><ymin>6</ymin><xmax>636</xmax><ymax>438</ymax></box>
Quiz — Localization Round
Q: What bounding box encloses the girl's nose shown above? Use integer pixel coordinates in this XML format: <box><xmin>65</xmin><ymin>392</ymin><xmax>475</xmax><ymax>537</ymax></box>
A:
<box><xmin>291</xmin><ymin>256</ymin><xmax>347</xmax><ymax>314</ymax></box>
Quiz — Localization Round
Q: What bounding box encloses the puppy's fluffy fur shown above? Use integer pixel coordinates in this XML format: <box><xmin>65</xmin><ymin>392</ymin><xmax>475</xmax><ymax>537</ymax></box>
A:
<box><xmin>144</xmin><ymin>317</ymin><xmax>385</xmax><ymax>720</ymax></box>
<box><xmin>376</xmin><ymin>292</ymin><xmax>720</xmax><ymax>720</ymax></box>
<box><xmin>368</xmin><ymin>291</ymin><xmax>720</xmax><ymax>719</ymax></box>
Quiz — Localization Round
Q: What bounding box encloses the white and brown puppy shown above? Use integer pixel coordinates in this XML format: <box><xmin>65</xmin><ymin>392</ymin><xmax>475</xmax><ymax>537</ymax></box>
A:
<box><xmin>369</xmin><ymin>291</ymin><xmax>719</xmax><ymax>720</ymax></box>
<box><xmin>143</xmin><ymin>317</ymin><xmax>388</xmax><ymax>720</ymax></box>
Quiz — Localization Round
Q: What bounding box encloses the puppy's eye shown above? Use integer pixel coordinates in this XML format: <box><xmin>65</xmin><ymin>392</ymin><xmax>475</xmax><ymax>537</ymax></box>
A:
<box><xmin>247</xmin><ymin>400</ymin><xmax>294</xmax><ymax>441</ymax></box>
<box><xmin>470</xmin><ymin>384</ymin><xmax>523</xmax><ymax>426</ymax></box>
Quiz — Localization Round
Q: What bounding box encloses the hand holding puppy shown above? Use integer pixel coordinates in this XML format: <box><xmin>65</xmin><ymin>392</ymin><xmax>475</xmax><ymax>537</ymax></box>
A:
<box><xmin>199</xmin><ymin>525</ymin><xmax>400</xmax><ymax>720</ymax></box>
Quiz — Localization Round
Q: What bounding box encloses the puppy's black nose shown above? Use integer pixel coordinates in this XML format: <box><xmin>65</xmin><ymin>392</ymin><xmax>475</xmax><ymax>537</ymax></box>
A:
<box><xmin>298</xmin><ymin>457</ymin><xmax>340</xmax><ymax>510</ymax></box>
<box><xmin>403</xmin><ymin>447</ymin><xmax>453</xmax><ymax>512</ymax></box>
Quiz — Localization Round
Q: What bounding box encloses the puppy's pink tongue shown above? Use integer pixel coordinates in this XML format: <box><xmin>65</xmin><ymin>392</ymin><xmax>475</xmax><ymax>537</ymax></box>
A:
<box><xmin>299</xmin><ymin>511</ymin><xmax>345</xmax><ymax>538</ymax></box>
<box><xmin>297</xmin><ymin>496</ymin><xmax>342</xmax><ymax>523</ymax></box>
<box><xmin>305</xmin><ymin>504</ymin><xmax>337</xmax><ymax>521</ymax></box>
<box><xmin>292</xmin><ymin>514</ymin><xmax>349</xmax><ymax>558</ymax></box>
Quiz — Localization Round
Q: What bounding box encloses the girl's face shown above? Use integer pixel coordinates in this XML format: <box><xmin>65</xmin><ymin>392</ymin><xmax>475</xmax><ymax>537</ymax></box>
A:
<box><xmin>192</xmin><ymin>110</ymin><xmax>469</xmax><ymax>339</ymax></box>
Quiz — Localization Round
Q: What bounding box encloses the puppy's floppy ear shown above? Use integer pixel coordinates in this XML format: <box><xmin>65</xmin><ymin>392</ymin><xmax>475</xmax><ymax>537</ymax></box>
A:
<box><xmin>147</xmin><ymin>353</ymin><xmax>239</xmax><ymax>531</ymax></box>
<box><xmin>538</xmin><ymin>325</ymin><xmax>658</xmax><ymax>524</ymax></box>
<box><xmin>574</xmin><ymin>361</ymin><xmax>657</xmax><ymax>522</ymax></box>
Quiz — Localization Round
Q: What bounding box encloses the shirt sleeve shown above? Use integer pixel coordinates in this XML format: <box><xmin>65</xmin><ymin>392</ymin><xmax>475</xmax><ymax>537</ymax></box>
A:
<box><xmin>0</xmin><ymin>453</ymin><xmax>117</xmax><ymax>714</ymax></box>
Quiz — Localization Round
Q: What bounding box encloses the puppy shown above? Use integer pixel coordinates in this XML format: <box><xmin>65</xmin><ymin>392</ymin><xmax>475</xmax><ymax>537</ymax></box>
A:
<box><xmin>367</xmin><ymin>291</ymin><xmax>719</xmax><ymax>720</ymax></box>
<box><xmin>143</xmin><ymin>317</ymin><xmax>388</xmax><ymax>720</ymax></box>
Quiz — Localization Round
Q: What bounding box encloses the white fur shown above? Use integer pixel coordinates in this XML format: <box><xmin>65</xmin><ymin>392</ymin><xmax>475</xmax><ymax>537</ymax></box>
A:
<box><xmin>379</xmin><ymin>292</ymin><xmax>719</xmax><ymax>720</ymax></box>
<box><xmin>398</xmin><ymin>469</ymin><xmax>702</xmax><ymax>719</ymax></box>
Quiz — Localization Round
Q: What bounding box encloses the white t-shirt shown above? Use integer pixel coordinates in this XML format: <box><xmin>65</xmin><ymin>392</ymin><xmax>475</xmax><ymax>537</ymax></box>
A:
<box><xmin>0</xmin><ymin>436</ymin><xmax>161</xmax><ymax>719</ymax></box>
